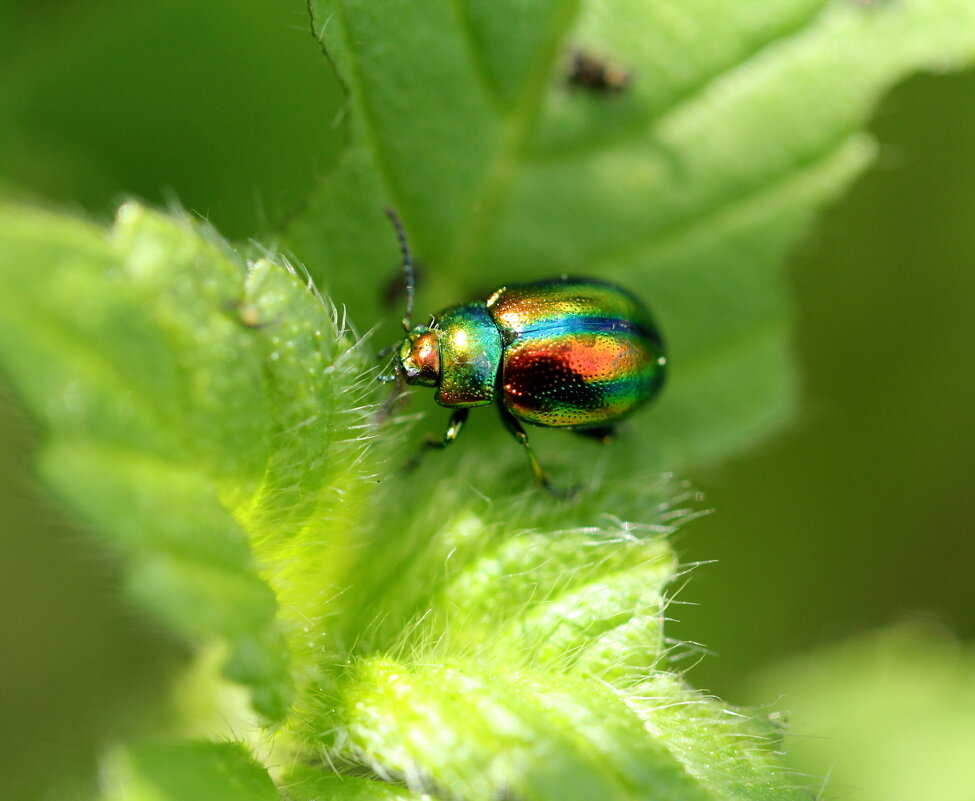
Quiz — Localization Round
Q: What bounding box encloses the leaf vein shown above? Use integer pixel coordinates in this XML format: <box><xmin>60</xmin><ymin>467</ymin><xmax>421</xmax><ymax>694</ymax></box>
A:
<box><xmin>449</xmin><ymin>0</ymin><xmax>582</xmax><ymax>273</ymax></box>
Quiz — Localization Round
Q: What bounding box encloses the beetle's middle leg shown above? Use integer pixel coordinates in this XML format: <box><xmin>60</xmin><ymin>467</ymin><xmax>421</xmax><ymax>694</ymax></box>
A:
<box><xmin>497</xmin><ymin>406</ymin><xmax>574</xmax><ymax>498</ymax></box>
<box><xmin>407</xmin><ymin>408</ymin><xmax>469</xmax><ymax>469</ymax></box>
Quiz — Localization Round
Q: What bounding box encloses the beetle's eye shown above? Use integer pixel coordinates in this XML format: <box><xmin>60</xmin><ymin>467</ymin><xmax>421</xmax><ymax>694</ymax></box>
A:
<box><xmin>400</xmin><ymin>330</ymin><xmax>440</xmax><ymax>386</ymax></box>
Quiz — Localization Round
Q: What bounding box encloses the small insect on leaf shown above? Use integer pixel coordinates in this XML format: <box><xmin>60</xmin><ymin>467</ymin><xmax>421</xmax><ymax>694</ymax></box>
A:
<box><xmin>566</xmin><ymin>50</ymin><xmax>632</xmax><ymax>94</ymax></box>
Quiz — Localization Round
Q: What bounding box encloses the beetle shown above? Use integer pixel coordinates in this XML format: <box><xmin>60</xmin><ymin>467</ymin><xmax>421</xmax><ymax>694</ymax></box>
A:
<box><xmin>380</xmin><ymin>209</ymin><xmax>666</xmax><ymax>495</ymax></box>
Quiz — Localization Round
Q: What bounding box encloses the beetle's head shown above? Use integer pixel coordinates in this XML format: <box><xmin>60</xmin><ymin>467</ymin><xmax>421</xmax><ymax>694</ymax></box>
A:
<box><xmin>397</xmin><ymin>325</ymin><xmax>440</xmax><ymax>386</ymax></box>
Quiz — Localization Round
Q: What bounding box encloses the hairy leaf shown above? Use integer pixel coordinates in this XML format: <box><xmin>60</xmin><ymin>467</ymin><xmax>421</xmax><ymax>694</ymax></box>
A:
<box><xmin>0</xmin><ymin>203</ymin><xmax>374</xmax><ymax>721</ymax></box>
<box><xmin>285</xmin><ymin>498</ymin><xmax>806</xmax><ymax>800</ymax></box>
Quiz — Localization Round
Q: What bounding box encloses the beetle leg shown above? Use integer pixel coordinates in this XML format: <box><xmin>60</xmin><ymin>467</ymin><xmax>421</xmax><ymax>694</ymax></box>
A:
<box><xmin>407</xmin><ymin>408</ymin><xmax>470</xmax><ymax>469</ymax></box>
<box><xmin>438</xmin><ymin>408</ymin><xmax>469</xmax><ymax>446</ymax></box>
<box><xmin>498</xmin><ymin>407</ymin><xmax>574</xmax><ymax>498</ymax></box>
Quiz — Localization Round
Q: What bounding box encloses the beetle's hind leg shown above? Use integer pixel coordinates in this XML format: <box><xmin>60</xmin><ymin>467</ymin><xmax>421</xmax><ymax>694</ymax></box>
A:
<box><xmin>407</xmin><ymin>408</ymin><xmax>470</xmax><ymax>470</ymax></box>
<box><xmin>498</xmin><ymin>406</ymin><xmax>575</xmax><ymax>499</ymax></box>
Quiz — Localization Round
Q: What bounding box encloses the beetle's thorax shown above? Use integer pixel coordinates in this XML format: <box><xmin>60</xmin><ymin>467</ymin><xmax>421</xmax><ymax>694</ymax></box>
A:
<box><xmin>399</xmin><ymin>326</ymin><xmax>441</xmax><ymax>386</ymax></box>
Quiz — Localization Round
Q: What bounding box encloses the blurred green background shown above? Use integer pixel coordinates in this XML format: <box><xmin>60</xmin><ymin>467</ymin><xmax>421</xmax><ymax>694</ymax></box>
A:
<box><xmin>1</xmin><ymin>1</ymin><xmax>973</xmax><ymax>798</ymax></box>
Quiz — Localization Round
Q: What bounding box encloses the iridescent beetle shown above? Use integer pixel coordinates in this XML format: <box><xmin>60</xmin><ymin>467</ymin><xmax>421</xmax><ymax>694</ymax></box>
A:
<box><xmin>380</xmin><ymin>209</ymin><xmax>666</xmax><ymax>494</ymax></box>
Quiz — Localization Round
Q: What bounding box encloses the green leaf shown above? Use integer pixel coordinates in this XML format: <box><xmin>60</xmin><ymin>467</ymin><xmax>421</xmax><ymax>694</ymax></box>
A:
<box><xmin>287</xmin><ymin>0</ymin><xmax>975</xmax><ymax>473</ymax></box>
<box><xmin>316</xmin><ymin>662</ymin><xmax>802</xmax><ymax>801</ymax></box>
<box><xmin>290</xmin><ymin>502</ymin><xmax>806</xmax><ymax>800</ymax></box>
<box><xmin>750</xmin><ymin>625</ymin><xmax>975</xmax><ymax>801</ymax></box>
<box><xmin>0</xmin><ymin>202</ymin><xmax>374</xmax><ymax>722</ymax></box>
<box><xmin>101</xmin><ymin>741</ymin><xmax>279</xmax><ymax>801</ymax></box>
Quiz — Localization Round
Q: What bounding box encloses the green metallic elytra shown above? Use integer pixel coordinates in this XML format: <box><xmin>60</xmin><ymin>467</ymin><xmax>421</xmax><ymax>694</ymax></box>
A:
<box><xmin>380</xmin><ymin>210</ymin><xmax>666</xmax><ymax>496</ymax></box>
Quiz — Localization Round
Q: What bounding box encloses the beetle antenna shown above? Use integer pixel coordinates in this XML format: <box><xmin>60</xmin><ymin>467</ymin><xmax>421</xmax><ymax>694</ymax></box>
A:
<box><xmin>384</xmin><ymin>207</ymin><xmax>415</xmax><ymax>332</ymax></box>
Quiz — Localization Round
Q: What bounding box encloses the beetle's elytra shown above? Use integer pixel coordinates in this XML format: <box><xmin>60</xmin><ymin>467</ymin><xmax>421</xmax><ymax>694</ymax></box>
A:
<box><xmin>381</xmin><ymin>209</ymin><xmax>666</xmax><ymax>495</ymax></box>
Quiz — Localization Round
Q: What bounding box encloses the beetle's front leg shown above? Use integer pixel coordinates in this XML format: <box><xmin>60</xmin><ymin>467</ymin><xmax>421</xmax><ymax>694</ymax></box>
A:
<box><xmin>436</xmin><ymin>408</ymin><xmax>469</xmax><ymax>447</ymax></box>
<box><xmin>408</xmin><ymin>408</ymin><xmax>470</xmax><ymax>469</ymax></box>
<box><xmin>498</xmin><ymin>407</ymin><xmax>574</xmax><ymax>499</ymax></box>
